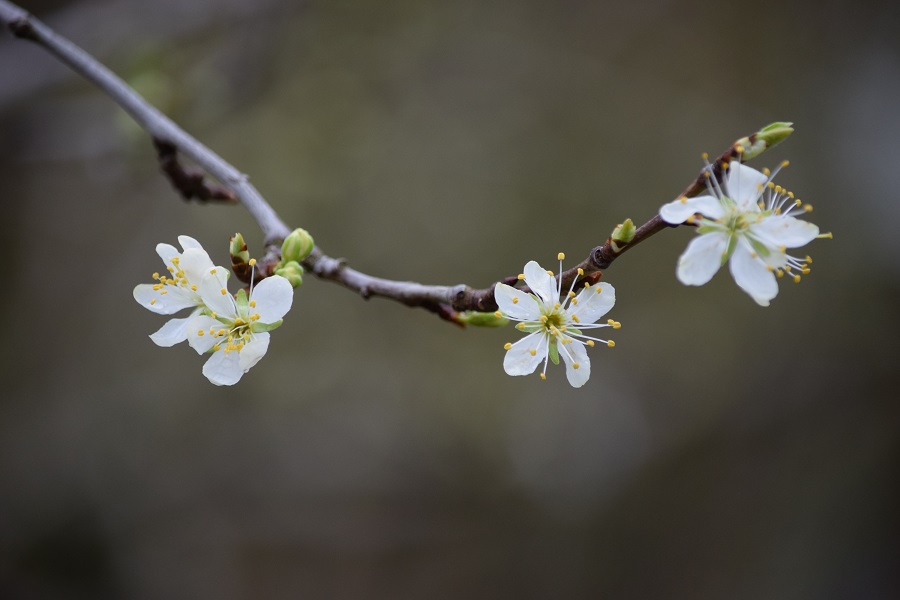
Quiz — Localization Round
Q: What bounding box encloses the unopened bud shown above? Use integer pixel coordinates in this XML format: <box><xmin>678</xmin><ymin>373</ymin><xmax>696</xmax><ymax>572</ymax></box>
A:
<box><xmin>274</xmin><ymin>260</ymin><xmax>304</xmax><ymax>288</ymax></box>
<box><xmin>230</xmin><ymin>233</ymin><xmax>253</xmax><ymax>282</ymax></box>
<box><xmin>281</xmin><ymin>228</ymin><xmax>315</xmax><ymax>263</ymax></box>
<box><xmin>457</xmin><ymin>311</ymin><xmax>509</xmax><ymax>328</ymax></box>
<box><xmin>735</xmin><ymin>121</ymin><xmax>794</xmax><ymax>160</ymax></box>
<box><xmin>610</xmin><ymin>218</ymin><xmax>636</xmax><ymax>253</ymax></box>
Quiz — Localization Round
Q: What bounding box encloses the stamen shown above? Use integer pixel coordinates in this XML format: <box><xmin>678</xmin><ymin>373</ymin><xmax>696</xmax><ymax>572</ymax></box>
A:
<box><xmin>517</xmin><ymin>273</ymin><xmax>525</xmax><ymax>280</ymax></box>
<box><xmin>607</xmin><ymin>340</ymin><xmax>615</xmax><ymax>347</ymax></box>
<box><xmin>557</xmin><ymin>252</ymin><xmax>565</xmax><ymax>260</ymax></box>
<box><xmin>512</xmin><ymin>297</ymin><xmax>519</xmax><ymax>304</ymax></box>
<box><xmin>504</xmin><ymin>343</ymin><xmax>512</xmax><ymax>350</ymax></box>
<box><xmin>494</xmin><ymin>311</ymin><xmax>503</xmax><ymax>318</ymax></box>
<box><xmin>587</xmin><ymin>340</ymin><xmax>594</xmax><ymax>347</ymax></box>
<box><xmin>220</xmin><ymin>288</ymin><xmax>228</xmax><ymax>295</ymax></box>
<box><xmin>529</xmin><ymin>349</ymin><xmax>537</xmax><ymax>356</ymax></box>
<box><xmin>249</xmin><ymin>300</ymin><xmax>257</xmax><ymax>308</ymax></box>
<box><xmin>573</xmin><ymin>363</ymin><xmax>580</xmax><ymax>370</ymax></box>
<box><xmin>540</xmin><ymin>373</ymin><xmax>546</xmax><ymax>381</ymax></box>
<box><xmin>149</xmin><ymin>298</ymin><xmax>156</xmax><ymax>305</ymax></box>
<box><xmin>249</xmin><ymin>258</ymin><xmax>257</xmax><ymax>266</ymax></box>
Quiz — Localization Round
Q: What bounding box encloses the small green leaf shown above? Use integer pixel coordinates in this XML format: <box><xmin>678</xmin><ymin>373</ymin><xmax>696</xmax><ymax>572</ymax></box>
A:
<box><xmin>549</xmin><ymin>340</ymin><xmax>560</xmax><ymax>365</ymax></box>
<box><xmin>252</xmin><ymin>319</ymin><xmax>283</xmax><ymax>333</ymax></box>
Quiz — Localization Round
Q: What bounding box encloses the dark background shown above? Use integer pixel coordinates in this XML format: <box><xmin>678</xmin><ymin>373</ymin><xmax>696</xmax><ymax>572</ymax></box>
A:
<box><xmin>1</xmin><ymin>0</ymin><xmax>899</xmax><ymax>598</ymax></box>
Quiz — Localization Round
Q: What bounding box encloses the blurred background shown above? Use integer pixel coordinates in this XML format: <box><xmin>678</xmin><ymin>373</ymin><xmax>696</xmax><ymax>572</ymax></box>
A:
<box><xmin>1</xmin><ymin>0</ymin><xmax>898</xmax><ymax>598</ymax></box>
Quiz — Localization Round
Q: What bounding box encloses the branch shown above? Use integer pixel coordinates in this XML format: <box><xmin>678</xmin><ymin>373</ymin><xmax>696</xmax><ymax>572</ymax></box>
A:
<box><xmin>0</xmin><ymin>1</ymin><xmax>765</xmax><ymax>323</ymax></box>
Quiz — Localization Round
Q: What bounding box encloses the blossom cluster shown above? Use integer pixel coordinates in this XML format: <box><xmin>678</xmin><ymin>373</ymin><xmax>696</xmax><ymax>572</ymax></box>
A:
<box><xmin>134</xmin><ymin>236</ymin><xmax>293</xmax><ymax>385</ymax></box>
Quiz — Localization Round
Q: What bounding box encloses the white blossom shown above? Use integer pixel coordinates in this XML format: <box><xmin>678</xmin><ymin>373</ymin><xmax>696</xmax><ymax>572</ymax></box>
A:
<box><xmin>186</xmin><ymin>271</ymin><xmax>293</xmax><ymax>386</ymax></box>
<box><xmin>660</xmin><ymin>158</ymin><xmax>823</xmax><ymax>306</ymax></box>
<box><xmin>133</xmin><ymin>236</ymin><xmax>224</xmax><ymax>346</ymax></box>
<box><xmin>494</xmin><ymin>254</ymin><xmax>619</xmax><ymax>388</ymax></box>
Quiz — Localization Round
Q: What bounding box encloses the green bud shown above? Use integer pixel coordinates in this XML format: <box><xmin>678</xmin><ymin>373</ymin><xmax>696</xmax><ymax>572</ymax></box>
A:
<box><xmin>275</xmin><ymin>260</ymin><xmax>304</xmax><ymax>288</ymax></box>
<box><xmin>456</xmin><ymin>311</ymin><xmax>509</xmax><ymax>328</ymax></box>
<box><xmin>610</xmin><ymin>218</ymin><xmax>636</xmax><ymax>253</ymax></box>
<box><xmin>230</xmin><ymin>233</ymin><xmax>250</xmax><ymax>263</ymax></box>
<box><xmin>281</xmin><ymin>228</ymin><xmax>315</xmax><ymax>263</ymax></box>
<box><xmin>735</xmin><ymin>121</ymin><xmax>794</xmax><ymax>160</ymax></box>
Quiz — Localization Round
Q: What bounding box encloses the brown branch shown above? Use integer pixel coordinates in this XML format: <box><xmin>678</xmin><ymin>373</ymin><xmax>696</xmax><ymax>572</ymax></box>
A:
<box><xmin>0</xmin><ymin>1</ymin><xmax>755</xmax><ymax>324</ymax></box>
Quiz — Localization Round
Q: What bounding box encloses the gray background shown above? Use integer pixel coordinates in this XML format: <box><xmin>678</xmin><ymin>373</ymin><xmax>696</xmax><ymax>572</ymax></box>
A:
<box><xmin>1</xmin><ymin>0</ymin><xmax>898</xmax><ymax>598</ymax></box>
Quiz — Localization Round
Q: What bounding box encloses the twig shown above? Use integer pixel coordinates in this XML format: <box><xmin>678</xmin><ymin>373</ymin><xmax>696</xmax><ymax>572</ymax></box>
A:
<box><xmin>0</xmin><ymin>1</ymin><xmax>745</xmax><ymax>322</ymax></box>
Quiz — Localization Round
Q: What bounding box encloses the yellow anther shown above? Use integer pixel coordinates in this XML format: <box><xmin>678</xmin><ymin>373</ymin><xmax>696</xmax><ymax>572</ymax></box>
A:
<box><xmin>191</xmin><ymin>284</ymin><xmax>198</xmax><ymax>291</ymax></box>
<box><xmin>803</xmin><ymin>204</ymin><xmax>813</xmax><ymax>212</ymax></box>
<box><xmin>550</xmin><ymin>327</ymin><xmax>559</xmax><ymax>336</ymax></box>
<box><xmin>704</xmin><ymin>171</ymin><xmax>711</xmax><ymax>179</ymax></box>
<box><xmin>517</xmin><ymin>273</ymin><xmax>525</xmax><ymax>280</ymax></box>
<box><xmin>512</xmin><ymin>297</ymin><xmax>519</xmax><ymax>304</ymax></box>
<box><xmin>721</xmin><ymin>161</ymin><xmax>729</xmax><ymax>171</ymax></box>
<box><xmin>587</xmin><ymin>340</ymin><xmax>595</xmax><ymax>347</ymax></box>
<box><xmin>607</xmin><ymin>340</ymin><xmax>615</xmax><ymax>348</ymax></box>
<box><xmin>777</xmin><ymin>270</ymin><xmax>784</xmax><ymax>278</ymax></box>
<box><xmin>209</xmin><ymin>327</ymin><xmax>216</xmax><ymax>335</ymax></box>
<box><xmin>794</xmin><ymin>199</ymin><xmax>802</xmax><ymax>207</ymax></box>
<box><xmin>765</xmin><ymin>264</ymin><xmax>774</xmax><ymax>272</ymax></box>
<box><xmin>540</xmin><ymin>373</ymin><xmax>547</xmax><ymax>381</ymax></box>
<box><xmin>540</xmin><ymin>315</ymin><xmax>548</xmax><ymax>323</ymax></box>
<box><xmin>584</xmin><ymin>282</ymin><xmax>591</xmax><ymax>288</ymax></box>
<box><xmin>763</xmin><ymin>167</ymin><xmax>771</xmax><ymax>176</ymax></box>
<box><xmin>494</xmin><ymin>311</ymin><xmax>502</xmax><ymax>318</ymax></box>
<box><xmin>781</xmin><ymin>160</ymin><xmax>790</xmax><ymax>168</ymax></box>
<box><xmin>171</xmin><ymin>257</ymin><xmax>180</xmax><ymax>265</ymax></box>
<box><xmin>249</xmin><ymin>300</ymin><xmax>256</xmax><ymax>308</ymax></box>
<box><xmin>234</xmin><ymin>318</ymin><xmax>244</xmax><ymax>326</ymax></box>
<box><xmin>751</xmin><ymin>251</ymin><xmax>759</xmax><ymax>258</ymax></box>
<box><xmin>220</xmin><ymin>288</ymin><xmax>227</xmax><ymax>295</ymax></box>
<box><xmin>557</xmin><ymin>252</ymin><xmax>565</xmax><ymax>260</ymax></box>
<box><xmin>805</xmin><ymin>256</ymin><xmax>813</xmax><ymax>263</ymax></box>
<box><xmin>546</xmin><ymin>270</ymin><xmax>554</xmax><ymax>276</ymax></box>
<box><xmin>802</xmin><ymin>268</ymin><xmax>811</xmax><ymax>275</ymax></box>
<box><xmin>577</xmin><ymin>268</ymin><xmax>584</xmax><ymax>276</ymax></box>
<box><xmin>793</xmin><ymin>275</ymin><xmax>801</xmax><ymax>283</ymax></box>
<box><xmin>152</xmin><ymin>272</ymin><xmax>160</xmax><ymax>280</ymax></box>
<box><xmin>197</xmin><ymin>330</ymin><xmax>205</xmax><ymax>336</ymax></box>
<box><xmin>209</xmin><ymin>268</ymin><xmax>217</xmax><ymax>274</ymax></box>
<box><xmin>573</xmin><ymin>362</ymin><xmax>580</xmax><ymax>370</ymax></box>
<box><xmin>159</xmin><ymin>290</ymin><xmax>168</xmax><ymax>295</ymax></box>
<box><xmin>774</xmin><ymin>208</ymin><xmax>782</xmax><ymax>215</ymax></box>
<box><xmin>775</xmin><ymin>185</ymin><xmax>783</xmax><ymax>193</ymax></box>
<box><xmin>554</xmin><ymin>303</ymin><xmax>561</xmax><ymax>310</ymax></box>
<box><xmin>679</xmin><ymin>196</ymin><xmax>688</xmax><ymax>204</ymax></box>
<box><xmin>788</xmin><ymin>191</ymin><xmax>795</xmax><ymax>199</ymax></box>
<box><xmin>149</xmin><ymin>298</ymin><xmax>157</xmax><ymax>305</ymax></box>
<box><xmin>516</xmin><ymin>323</ymin><xmax>526</xmax><ymax>330</ymax></box>
<box><xmin>756</xmin><ymin>183</ymin><xmax>763</xmax><ymax>191</ymax></box>
<box><xmin>595</xmin><ymin>285</ymin><xmax>602</xmax><ymax>293</ymax></box>
<box><xmin>249</xmin><ymin>258</ymin><xmax>257</xmax><ymax>266</ymax></box>
<box><xmin>701</xmin><ymin>152</ymin><xmax>709</xmax><ymax>160</ymax></box>
<box><xmin>210</xmin><ymin>312</ymin><xmax>217</xmax><ymax>319</ymax></box>
<box><xmin>767</xmin><ymin>182</ymin><xmax>776</xmax><ymax>189</ymax></box>
<box><xmin>560</xmin><ymin>325</ymin><xmax>567</xmax><ymax>332</ymax></box>
<box><xmin>686</xmin><ymin>215</ymin><xmax>695</xmax><ymax>224</ymax></box>
<box><xmin>213</xmin><ymin>344</ymin><xmax>221</xmax><ymax>352</ymax></box>
<box><xmin>571</xmin><ymin>298</ymin><xmax>578</xmax><ymax>305</ymax></box>
<box><xmin>252</xmin><ymin>313</ymin><xmax>260</xmax><ymax>321</ymax></box>
<box><xmin>504</xmin><ymin>342</ymin><xmax>512</xmax><ymax>350</ymax></box>
<box><xmin>218</xmin><ymin>329</ymin><xmax>227</xmax><ymax>337</ymax></box>
<box><xmin>735</xmin><ymin>144</ymin><xmax>744</xmax><ymax>154</ymax></box>
<box><xmin>152</xmin><ymin>284</ymin><xmax>162</xmax><ymax>291</ymax></box>
<box><xmin>568</xmin><ymin>291</ymin><xmax>576</xmax><ymax>298</ymax></box>
<box><xmin>167</xmin><ymin>266</ymin><xmax>175</xmax><ymax>273</ymax></box>
<box><xmin>572</xmin><ymin>314</ymin><xmax>580</xmax><ymax>323</ymax></box>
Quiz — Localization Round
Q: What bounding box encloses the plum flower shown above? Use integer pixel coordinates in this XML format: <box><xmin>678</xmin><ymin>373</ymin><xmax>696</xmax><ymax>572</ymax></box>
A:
<box><xmin>133</xmin><ymin>236</ymin><xmax>224</xmax><ymax>346</ymax></box>
<box><xmin>494</xmin><ymin>254</ymin><xmax>620</xmax><ymax>388</ymax></box>
<box><xmin>660</xmin><ymin>157</ymin><xmax>825</xmax><ymax>306</ymax></box>
<box><xmin>186</xmin><ymin>268</ymin><xmax>293</xmax><ymax>386</ymax></box>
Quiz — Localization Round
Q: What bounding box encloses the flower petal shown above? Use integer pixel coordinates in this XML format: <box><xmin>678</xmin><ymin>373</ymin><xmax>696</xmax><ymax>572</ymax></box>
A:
<box><xmin>729</xmin><ymin>241</ymin><xmax>778</xmax><ymax>306</ymax></box>
<box><xmin>155</xmin><ymin>243</ymin><xmax>180</xmax><ymax>266</ymax></box>
<box><xmin>202</xmin><ymin>349</ymin><xmax>243</xmax><ymax>386</ymax></box>
<box><xmin>660</xmin><ymin>194</ymin><xmax>724</xmax><ymax>224</ymax></box>
<box><xmin>177</xmin><ymin>235</ymin><xmax>204</xmax><ymax>251</ymax></box>
<box><xmin>724</xmin><ymin>162</ymin><xmax>767</xmax><ymax>208</ymax></box>
<box><xmin>250</xmin><ymin>276</ymin><xmax>294</xmax><ymax>323</ymax></box>
<box><xmin>559</xmin><ymin>339</ymin><xmax>590</xmax><ymax>388</ymax></box>
<box><xmin>238</xmin><ymin>332</ymin><xmax>270</xmax><ymax>372</ymax></box>
<box><xmin>569</xmin><ymin>282</ymin><xmax>615</xmax><ymax>324</ymax></box>
<box><xmin>750</xmin><ymin>216</ymin><xmax>819</xmax><ymax>248</ymax></box>
<box><xmin>133</xmin><ymin>283</ymin><xmax>197</xmax><ymax>314</ymax></box>
<box><xmin>197</xmin><ymin>269</ymin><xmax>237</xmax><ymax>317</ymax></box>
<box><xmin>503</xmin><ymin>332</ymin><xmax>547</xmax><ymax>376</ymax></box>
<box><xmin>186</xmin><ymin>315</ymin><xmax>223</xmax><ymax>354</ymax></box>
<box><xmin>676</xmin><ymin>232</ymin><xmax>728</xmax><ymax>286</ymax></box>
<box><xmin>494</xmin><ymin>283</ymin><xmax>541</xmax><ymax>320</ymax></box>
<box><xmin>180</xmin><ymin>247</ymin><xmax>215</xmax><ymax>284</ymax></box>
<box><xmin>149</xmin><ymin>312</ymin><xmax>198</xmax><ymax>347</ymax></box>
<box><xmin>523</xmin><ymin>261</ymin><xmax>557</xmax><ymax>305</ymax></box>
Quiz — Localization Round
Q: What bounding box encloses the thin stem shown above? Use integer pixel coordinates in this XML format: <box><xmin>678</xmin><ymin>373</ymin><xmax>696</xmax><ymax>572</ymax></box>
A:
<box><xmin>1</xmin><ymin>1</ymin><xmax>748</xmax><ymax>323</ymax></box>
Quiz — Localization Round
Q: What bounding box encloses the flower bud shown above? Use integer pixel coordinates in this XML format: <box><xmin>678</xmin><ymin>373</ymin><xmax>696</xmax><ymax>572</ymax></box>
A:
<box><xmin>610</xmin><ymin>218</ymin><xmax>636</xmax><ymax>253</ymax></box>
<box><xmin>230</xmin><ymin>233</ymin><xmax>253</xmax><ymax>282</ymax></box>
<box><xmin>456</xmin><ymin>311</ymin><xmax>509</xmax><ymax>328</ymax></box>
<box><xmin>735</xmin><ymin>122</ymin><xmax>794</xmax><ymax>160</ymax></box>
<box><xmin>274</xmin><ymin>260</ymin><xmax>304</xmax><ymax>288</ymax></box>
<box><xmin>281</xmin><ymin>228</ymin><xmax>315</xmax><ymax>263</ymax></box>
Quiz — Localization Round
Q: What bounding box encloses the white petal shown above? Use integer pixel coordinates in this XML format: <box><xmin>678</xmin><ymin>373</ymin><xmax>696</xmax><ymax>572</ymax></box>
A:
<box><xmin>186</xmin><ymin>315</ymin><xmax>223</xmax><ymax>354</ymax></box>
<box><xmin>724</xmin><ymin>162</ymin><xmax>767</xmax><ymax>208</ymax></box>
<box><xmin>569</xmin><ymin>282</ymin><xmax>615</xmax><ymax>324</ymax></box>
<box><xmin>676</xmin><ymin>233</ymin><xmax>729</xmax><ymax>286</ymax></box>
<box><xmin>659</xmin><ymin>194</ymin><xmax>724</xmax><ymax>224</ymax></box>
<box><xmin>250</xmin><ymin>276</ymin><xmax>294</xmax><ymax>323</ymax></box>
<box><xmin>238</xmin><ymin>332</ymin><xmax>270</xmax><ymax>372</ymax></box>
<box><xmin>156</xmin><ymin>243</ymin><xmax>180</xmax><ymax>266</ymax></box>
<box><xmin>180</xmin><ymin>247</ymin><xmax>215</xmax><ymax>284</ymax></box>
<box><xmin>177</xmin><ymin>235</ymin><xmax>204</xmax><ymax>251</ymax></box>
<box><xmin>202</xmin><ymin>350</ymin><xmax>243</xmax><ymax>386</ymax></box>
<box><xmin>559</xmin><ymin>339</ymin><xmax>590</xmax><ymax>388</ymax></box>
<box><xmin>503</xmin><ymin>332</ymin><xmax>547</xmax><ymax>376</ymax></box>
<box><xmin>523</xmin><ymin>261</ymin><xmax>557</xmax><ymax>305</ymax></box>
<box><xmin>750</xmin><ymin>216</ymin><xmax>819</xmax><ymax>248</ymax></box>
<box><xmin>494</xmin><ymin>283</ymin><xmax>541</xmax><ymax>320</ymax></box>
<box><xmin>133</xmin><ymin>284</ymin><xmax>197</xmax><ymax>314</ymax></box>
<box><xmin>729</xmin><ymin>241</ymin><xmax>778</xmax><ymax>306</ymax></box>
<box><xmin>149</xmin><ymin>313</ymin><xmax>197</xmax><ymax>347</ymax></box>
<box><xmin>197</xmin><ymin>270</ymin><xmax>237</xmax><ymax>317</ymax></box>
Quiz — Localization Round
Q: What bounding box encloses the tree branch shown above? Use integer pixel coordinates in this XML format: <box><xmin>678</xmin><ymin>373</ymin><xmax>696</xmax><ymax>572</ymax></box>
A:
<box><xmin>0</xmin><ymin>1</ymin><xmax>750</xmax><ymax>323</ymax></box>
